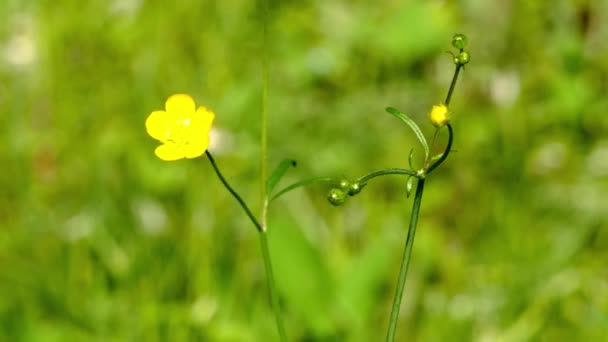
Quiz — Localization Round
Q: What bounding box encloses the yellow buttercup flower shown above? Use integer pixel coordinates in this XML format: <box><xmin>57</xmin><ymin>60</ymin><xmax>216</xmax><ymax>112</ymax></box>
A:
<box><xmin>429</xmin><ymin>104</ymin><xmax>449</xmax><ymax>127</ymax></box>
<box><xmin>146</xmin><ymin>94</ymin><xmax>215</xmax><ymax>161</ymax></box>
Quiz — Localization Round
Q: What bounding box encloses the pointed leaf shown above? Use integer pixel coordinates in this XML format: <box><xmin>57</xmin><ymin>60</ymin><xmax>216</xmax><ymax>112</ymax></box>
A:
<box><xmin>386</xmin><ymin>107</ymin><xmax>430</xmax><ymax>160</ymax></box>
<box><xmin>266</xmin><ymin>159</ymin><xmax>297</xmax><ymax>196</ymax></box>
<box><xmin>270</xmin><ymin>177</ymin><xmax>335</xmax><ymax>202</ymax></box>
<box><xmin>408</xmin><ymin>148</ymin><xmax>415</xmax><ymax>170</ymax></box>
<box><xmin>430</xmin><ymin>153</ymin><xmax>444</xmax><ymax>162</ymax></box>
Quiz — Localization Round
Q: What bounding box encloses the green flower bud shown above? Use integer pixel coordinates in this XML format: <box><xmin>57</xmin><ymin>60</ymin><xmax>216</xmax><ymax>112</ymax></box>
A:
<box><xmin>347</xmin><ymin>182</ymin><xmax>363</xmax><ymax>196</ymax></box>
<box><xmin>452</xmin><ymin>34</ymin><xmax>467</xmax><ymax>50</ymax></box>
<box><xmin>327</xmin><ymin>188</ymin><xmax>347</xmax><ymax>206</ymax></box>
<box><xmin>458</xmin><ymin>51</ymin><xmax>470</xmax><ymax>65</ymax></box>
<box><xmin>338</xmin><ymin>178</ymin><xmax>351</xmax><ymax>191</ymax></box>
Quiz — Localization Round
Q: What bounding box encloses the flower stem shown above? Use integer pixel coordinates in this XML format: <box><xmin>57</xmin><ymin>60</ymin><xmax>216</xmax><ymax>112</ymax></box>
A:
<box><xmin>385</xmin><ymin>57</ymin><xmax>464</xmax><ymax>342</ymax></box>
<box><xmin>259</xmin><ymin>230</ymin><xmax>288</xmax><ymax>341</ymax></box>
<box><xmin>444</xmin><ymin>64</ymin><xmax>462</xmax><ymax>106</ymax></box>
<box><xmin>356</xmin><ymin>168</ymin><xmax>419</xmax><ymax>185</ymax></box>
<box><xmin>205</xmin><ymin>151</ymin><xmax>287</xmax><ymax>340</ymax></box>
<box><xmin>258</xmin><ymin>3</ymin><xmax>288</xmax><ymax>339</ymax></box>
<box><xmin>260</xmin><ymin>0</ymin><xmax>270</xmax><ymax>226</ymax></box>
<box><xmin>206</xmin><ymin>151</ymin><xmax>263</xmax><ymax>232</ymax></box>
<box><xmin>385</xmin><ymin>178</ymin><xmax>425</xmax><ymax>342</ymax></box>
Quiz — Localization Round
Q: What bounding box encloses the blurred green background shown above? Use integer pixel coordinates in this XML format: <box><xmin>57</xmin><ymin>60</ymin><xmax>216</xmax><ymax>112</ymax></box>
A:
<box><xmin>1</xmin><ymin>0</ymin><xmax>607</xmax><ymax>341</ymax></box>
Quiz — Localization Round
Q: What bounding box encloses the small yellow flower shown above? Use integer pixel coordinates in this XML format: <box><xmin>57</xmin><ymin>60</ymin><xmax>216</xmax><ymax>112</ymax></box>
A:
<box><xmin>429</xmin><ymin>104</ymin><xmax>449</xmax><ymax>127</ymax></box>
<box><xmin>146</xmin><ymin>94</ymin><xmax>215</xmax><ymax>161</ymax></box>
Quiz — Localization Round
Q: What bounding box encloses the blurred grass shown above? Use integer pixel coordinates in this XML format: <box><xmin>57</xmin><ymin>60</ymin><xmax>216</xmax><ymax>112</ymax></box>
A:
<box><xmin>1</xmin><ymin>0</ymin><xmax>608</xmax><ymax>341</ymax></box>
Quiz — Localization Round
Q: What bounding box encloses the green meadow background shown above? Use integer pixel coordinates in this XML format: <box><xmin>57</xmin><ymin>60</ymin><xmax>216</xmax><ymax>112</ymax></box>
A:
<box><xmin>1</xmin><ymin>1</ymin><xmax>607</xmax><ymax>341</ymax></box>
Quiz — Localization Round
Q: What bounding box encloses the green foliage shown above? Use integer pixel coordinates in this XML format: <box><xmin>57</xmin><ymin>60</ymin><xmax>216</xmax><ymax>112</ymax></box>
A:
<box><xmin>386</xmin><ymin>107</ymin><xmax>430</xmax><ymax>161</ymax></box>
<box><xmin>266</xmin><ymin>159</ymin><xmax>297</xmax><ymax>197</ymax></box>
<box><xmin>1</xmin><ymin>0</ymin><xmax>607</xmax><ymax>341</ymax></box>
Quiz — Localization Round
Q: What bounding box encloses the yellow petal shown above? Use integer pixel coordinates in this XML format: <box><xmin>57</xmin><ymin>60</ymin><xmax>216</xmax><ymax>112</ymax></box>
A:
<box><xmin>146</xmin><ymin>110</ymin><xmax>174</xmax><ymax>141</ymax></box>
<box><xmin>184</xmin><ymin>135</ymin><xmax>210</xmax><ymax>159</ymax></box>
<box><xmin>429</xmin><ymin>104</ymin><xmax>449</xmax><ymax>127</ymax></box>
<box><xmin>194</xmin><ymin>106</ymin><xmax>215</xmax><ymax>131</ymax></box>
<box><xmin>154</xmin><ymin>144</ymin><xmax>185</xmax><ymax>161</ymax></box>
<box><xmin>165</xmin><ymin>94</ymin><xmax>195</xmax><ymax>116</ymax></box>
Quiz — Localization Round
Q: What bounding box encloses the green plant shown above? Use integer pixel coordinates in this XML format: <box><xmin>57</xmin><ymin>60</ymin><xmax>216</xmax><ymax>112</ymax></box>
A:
<box><xmin>318</xmin><ymin>33</ymin><xmax>471</xmax><ymax>341</ymax></box>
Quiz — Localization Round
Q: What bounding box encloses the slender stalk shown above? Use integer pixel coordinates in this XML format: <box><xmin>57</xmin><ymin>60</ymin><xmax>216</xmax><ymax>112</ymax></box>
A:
<box><xmin>357</xmin><ymin>168</ymin><xmax>418</xmax><ymax>184</ymax></box>
<box><xmin>444</xmin><ymin>64</ymin><xmax>462</xmax><ymax>106</ymax></box>
<box><xmin>205</xmin><ymin>150</ymin><xmax>287</xmax><ymax>340</ymax></box>
<box><xmin>260</xmin><ymin>0</ymin><xmax>270</xmax><ymax>227</ymax></box>
<box><xmin>426</xmin><ymin>124</ymin><xmax>453</xmax><ymax>175</ymax></box>
<box><xmin>258</xmin><ymin>2</ymin><xmax>287</xmax><ymax>339</ymax></box>
<box><xmin>206</xmin><ymin>151</ymin><xmax>262</xmax><ymax>232</ymax></box>
<box><xmin>385</xmin><ymin>178</ymin><xmax>425</xmax><ymax>341</ymax></box>
<box><xmin>385</xmin><ymin>59</ymin><xmax>464</xmax><ymax>341</ymax></box>
<box><xmin>259</xmin><ymin>231</ymin><xmax>288</xmax><ymax>341</ymax></box>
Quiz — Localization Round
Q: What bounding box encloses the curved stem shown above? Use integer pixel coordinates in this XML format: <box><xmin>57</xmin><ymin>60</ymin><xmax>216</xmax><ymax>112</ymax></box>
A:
<box><xmin>357</xmin><ymin>168</ymin><xmax>418</xmax><ymax>185</ymax></box>
<box><xmin>385</xmin><ymin>178</ymin><xmax>425</xmax><ymax>341</ymax></box>
<box><xmin>424</xmin><ymin>61</ymin><xmax>462</xmax><ymax>175</ymax></box>
<box><xmin>206</xmin><ymin>150</ymin><xmax>262</xmax><ymax>232</ymax></box>
<box><xmin>425</xmin><ymin>124</ymin><xmax>453</xmax><ymax>175</ymax></box>
<box><xmin>385</xmin><ymin>54</ymin><xmax>465</xmax><ymax>341</ymax></box>
<box><xmin>205</xmin><ymin>151</ymin><xmax>287</xmax><ymax>341</ymax></box>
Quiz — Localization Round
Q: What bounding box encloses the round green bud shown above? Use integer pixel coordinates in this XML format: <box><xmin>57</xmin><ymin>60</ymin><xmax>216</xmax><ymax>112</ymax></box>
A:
<box><xmin>338</xmin><ymin>178</ymin><xmax>351</xmax><ymax>191</ymax></box>
<box><xmin>458</xmin><ymin>51</ymin><xmax>470</xmax><ymax>65</ymax></box>
<box><xmin>347</xmin><ymin>182</ymin><xmax>362</xmax><ymax>196</ymax></box>
<box><xmin>327</xmin><ymin>188</ymin><xmax>347</xmax><ymax>206</ymax></box>
<box><xmin>452</xmin><ymin>34</ymin><xmax>468</xmax><ymax>50</ymax></box>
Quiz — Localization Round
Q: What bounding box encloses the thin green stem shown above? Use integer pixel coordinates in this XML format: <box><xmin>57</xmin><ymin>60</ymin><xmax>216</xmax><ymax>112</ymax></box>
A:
<box><xmin>426</xmin><ymin>124</ymin><xmax>453</xmax><ymax>175</ymax></box>
<box><xmin>259</xmin><ymin>231</ymin><xmax>288</xmax><ymax>341</ymax></box>
<box><xmin>258</xmin><ymin>4</ymin><xmax>288</xmax><ymax>339</ymax></box>
<box><xmin>205</xmin><ymin>151</ymin><xmax>287</xmax><ymax>341</ymax></box>
<box><xmin>385</xmin><ymin>178</ymin><xmax>425</xmax><ymax>342</ymax></box>
<box><xmin>385</xmin><ymin>54</ymin><xmax>465</xmax><ymax>342</ymax></box>
<box><xmin>260</xmin><ymin>0</ymin><xmax>270</xmax><ymax>225</ymax></box>
<box><xmin>444</xmin><ymin>64</ymin><xmax>462</xmax><ymax>106</ymax></box>
<box><xmin>206</xmin><ymin>151</ymin><xmax>262</xmax><ymax>232</ymax></box>
<box><xmin>426</xmin><ymin>61</ymin><xmax>462</xmax><ymax>175</ymax></box>
<box><xmin>356</xmin><ymin>168</ymin><xmax>419</xmax><ymax>185</ymax></box>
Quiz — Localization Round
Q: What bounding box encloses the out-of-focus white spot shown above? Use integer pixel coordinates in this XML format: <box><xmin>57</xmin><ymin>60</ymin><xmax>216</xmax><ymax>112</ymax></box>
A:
<box><xmin>109</xmin><ymin>0</ymin><xmax>142</xmax><ymax>17</ymax></box>
<box><xmin>529</xmin><ymin>141</ymin><xmax>567</xmax><ymax>175</ymax></box>
<box><xmin>307</xmin><ymin>46</ymin><xmax>337</xmax><ymax>76</ymax></box>
<box><xmin>490</xmin><ymin>70</ymin><xmax>520</xmax><ymax>108</ymax></box>
<box><xmin>4</xmin><ymin>15</ymin><xmax>36</xmax><ymax>67</ymax></box>
<box><xmin>586</xmin><ymin>141</ymin><xmax>608</xmax><ymax>177</ymax></box>
<box><xmin>64</xmin><ymin>212</ymin><xmax>95</xmax><ymax>241</ymax></box>
<box><xmin>132</xmin><ymin>198</ymin><xmax>167</xmax><ymax>235</ymax></box>
<box><xmin>449</xmin><ymin>294</ymin><xmax>475</xmax><ymax>320</ymax></box>
<box><xmin>423</xmin><ymin>290</ymin><xmax>447</xmax><ymax>314</ymax></box>
<box><xmin>191</xmin><ymin>295</ymin><xmax>218</xmax><ymax>325</ymax></box>
<box><xmin>208</xmin><ymin>127</ymin><xmax>234</xmax><ymax>155</ymax></box>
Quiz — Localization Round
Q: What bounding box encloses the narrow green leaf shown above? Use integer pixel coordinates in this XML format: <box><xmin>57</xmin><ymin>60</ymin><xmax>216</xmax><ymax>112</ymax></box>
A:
<box><xmin>408</xmin><ymin>148</ymin><xmax>415</xmax><ymax>170</ymax></box>
<box><xmin>266</xmin><ymin>159</ymin><xmax>297</xmax><ymax>196</ymax></box>
<box><xmin>270</xmin><ymin>177</ymin><xmax>335</xmax><ymax>202</ymax></box>
<box><xmin>430</xmin><ymin>153</ymin><xmax>444</xmax><ymax>162</ymax></box>
<box><xmin>386</xmin><ymin>107</ymin><xmax>430</xmax><ymax>160</ymax></box>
